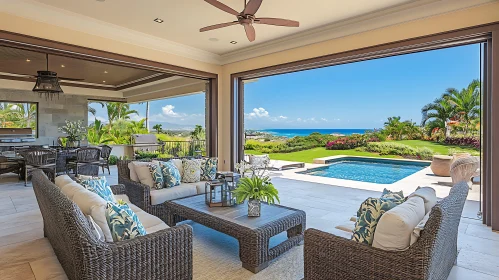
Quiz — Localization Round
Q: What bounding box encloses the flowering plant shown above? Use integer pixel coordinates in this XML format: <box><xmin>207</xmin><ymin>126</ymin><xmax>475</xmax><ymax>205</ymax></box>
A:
<box><xmin>58</xmin><ymin>120</ymin><xmax>87</xmax><ymax>141</ymax></box>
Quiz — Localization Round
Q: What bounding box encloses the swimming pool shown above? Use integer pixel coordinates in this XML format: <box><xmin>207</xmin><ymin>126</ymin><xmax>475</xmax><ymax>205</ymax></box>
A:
<box><xmin>299</xmin><ymin>157</ymin><xmax>430</xmax><ymax>184</ymax></box>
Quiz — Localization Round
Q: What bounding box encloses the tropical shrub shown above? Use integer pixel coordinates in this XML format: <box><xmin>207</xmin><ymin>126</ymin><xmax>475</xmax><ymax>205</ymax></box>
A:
<box><xmin>325</xmin><ymin>134</ymin><xmax>380</xmax><ymax>150</ymax></box>
<box><xmin>108</xmin><ymin>155</ymin><xmax>118</xmax><ymax>165</ymax></box>
<box><xmin>444</xmin><ymin>137</ymin><xmax>480</xmax><ymax>149</ymax></box>
<box><xmin>364</xmin><ymin>142</ymin><xmax>434</xmax><ymax>160</ymax></box>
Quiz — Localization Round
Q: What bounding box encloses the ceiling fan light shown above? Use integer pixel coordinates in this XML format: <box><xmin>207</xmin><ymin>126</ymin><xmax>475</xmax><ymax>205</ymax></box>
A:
<box><xmin>32</xmin><ymin>71</ymin><xmax>64</xmax><ymax>94</ymax></box>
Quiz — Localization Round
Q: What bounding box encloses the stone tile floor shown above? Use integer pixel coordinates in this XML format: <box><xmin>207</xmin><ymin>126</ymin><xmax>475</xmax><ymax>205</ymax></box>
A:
<box><xmin>0</xmin><ymin>165</ymin><xmax>497</xmax><ymax>279</ymax></box>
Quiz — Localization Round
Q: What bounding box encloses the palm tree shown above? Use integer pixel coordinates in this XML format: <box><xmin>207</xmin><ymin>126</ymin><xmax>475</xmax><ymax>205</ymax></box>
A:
<box><xmin>442</xmin><ymin>79</ymin><xmax>480</xmax><ymax>135</ymax></box>
<box><xmin>104</xmin><ymin>102</ymin><xmax>139</xmax><ymax>126</ymax></box>
<box><xmin>9</xmin><ymin>103</ymin><xmax>37</xmax><ymax>128</ymax></box>
<box><xmin>87</xmin><ymin>119</ymin><xmax>110</xmax><ymax>144</ymax></box>
<box><xmin>383</xmin><ymin>117</ymin><xmax>406</xmax><ymax>140</ymax></box>
<box><xmin>153</xmin><ymin>124</ymin><xmax>162</xmax><ymax>133</ymax></box>
<box><xmin>190</xmin><ymin>125</ymin><xmax>205</xmax><ymax>140</ymax></box>
<box><xmin>127</xmin><ymin>119</ymin><xmax>148</xmax><ymax>135</ymax></box>
<box><xmin>421</xmin><ymin>97</ymin><xmax>455</xmax><ymax>137</ymax></box>
<box><xmin>88</xmin><ymin>101</ymin><xmax>104</xmax><ymax>116</ymax></box>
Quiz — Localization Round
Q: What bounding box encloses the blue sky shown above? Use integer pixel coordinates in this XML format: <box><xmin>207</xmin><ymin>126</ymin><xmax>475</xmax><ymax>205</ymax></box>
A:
<box><xmin>244</xmin><ymin>44</ymin><xmax>480</xmax><ymax>129</ymax></box>
<box><xmin>89</xmin><ymin>92</ymin><xmax>206</xmax><ymax>129</ymax></box>
<box><xmin>89</xmin><ymin>44</ymin><xmax>480</xmax><ymax>130</ymax></box>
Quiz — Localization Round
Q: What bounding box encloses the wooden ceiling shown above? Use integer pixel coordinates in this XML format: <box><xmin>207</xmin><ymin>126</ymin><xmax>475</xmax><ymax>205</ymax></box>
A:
<box><xmin>0</xmin><ymin>46</ymin><xmax>175</xmax><ymax>90</ymax></box>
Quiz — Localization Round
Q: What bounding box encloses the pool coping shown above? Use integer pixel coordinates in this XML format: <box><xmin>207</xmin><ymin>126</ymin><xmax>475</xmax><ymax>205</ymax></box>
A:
<box><xmin>312</xmin><ymin>155</ymin><xmax>432</xmax><ymax>164</ymax></box>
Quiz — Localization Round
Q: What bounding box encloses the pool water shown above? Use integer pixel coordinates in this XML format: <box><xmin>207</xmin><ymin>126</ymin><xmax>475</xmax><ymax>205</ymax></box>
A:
<box><xmin>300</xmin><ymin>159</ymin><xmax>428</xmax><ymax>184</ymax></box>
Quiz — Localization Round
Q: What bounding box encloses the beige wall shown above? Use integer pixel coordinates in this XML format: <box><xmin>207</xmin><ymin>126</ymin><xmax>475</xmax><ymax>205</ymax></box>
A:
<box><xmin>2</xmin><ymin>2</ymin><xmax>499</xmax><ymax>169</ymax></box>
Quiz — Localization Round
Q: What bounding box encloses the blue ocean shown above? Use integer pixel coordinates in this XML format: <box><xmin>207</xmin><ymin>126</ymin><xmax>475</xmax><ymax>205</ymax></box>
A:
<box><xmin>261</xmin><ymin>129</ymin><xmax>371</xmax><ymax>138</ymax></box>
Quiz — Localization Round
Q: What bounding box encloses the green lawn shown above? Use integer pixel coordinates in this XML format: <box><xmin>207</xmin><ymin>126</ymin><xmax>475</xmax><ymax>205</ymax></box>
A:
<box><xmin>393</xmin><ymin>140</ymin><xmax>479</xmax><ymax>155</ymax></box>
<box><xmin>245</xmin><ymin>140</ymin><xmax>479</xmax><ymax>163</ymax></box>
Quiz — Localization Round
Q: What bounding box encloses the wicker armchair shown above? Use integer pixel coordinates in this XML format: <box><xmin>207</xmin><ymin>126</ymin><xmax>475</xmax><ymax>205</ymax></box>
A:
<box><xmin>31</xmin><ymin>170</ymin><xmax>193</xmax><ymax>280</ymax></box>
<box><xmin>22</xmin><ymin>148</ymin><xmax>57</xmax><ymax>186</ymax></box>
<box><xmin>304</xmin><ymin>181</ymin><xmax>469</xmax><ymax>280</ymax></box>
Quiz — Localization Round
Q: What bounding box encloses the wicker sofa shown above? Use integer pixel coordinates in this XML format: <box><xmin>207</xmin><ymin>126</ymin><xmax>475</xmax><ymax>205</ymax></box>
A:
<box><xmin>304</xmin><ymin>180</ymin><xmax>469</xmax><ymax>280</ymax></box>
<box><xmin>31</xmin><ymin>169</ymin><xmax>193</xmax><ymax>280</ymax></box>
<box><xmin>117</xmin><ymin>158</ymin><xmax>209</xmax><ymax>222</ymax></box>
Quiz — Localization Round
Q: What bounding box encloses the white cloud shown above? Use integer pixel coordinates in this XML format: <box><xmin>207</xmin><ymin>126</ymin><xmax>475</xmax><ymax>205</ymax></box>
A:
<box><xmin>88</xmin><ymin>114</ymin><xmax>108</xmax><ymax>123</ymax></box>
<box><xmin>296</xmin><ymin>118</ymin><xmax>302</xmax><ymax>122</ymax></box>
<box><xmin>245</xmin><ymin>107</ymin><xmax>270</xmax><ymax>119</ymax></box>
<box><xmin>279</xmin><ymin>116</ymin><xmax>288</xmax><ymax>120</ymax></box>
<box><xmin>162</xmin><ymin>105</ymin><xmax>180</xmax><ymax>117</ymax></box>
<box><xmin>321</xmin><ymin>118</ymin><xmax>328</xmax><ymax>122</ymax></box>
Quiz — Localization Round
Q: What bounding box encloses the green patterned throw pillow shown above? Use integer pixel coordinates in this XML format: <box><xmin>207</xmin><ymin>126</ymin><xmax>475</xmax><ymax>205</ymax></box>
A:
<box><xmin>149</xmin><ymin>162</ymin><xmax>165</xmax><ymax>189</ymax></box>
<box><xmin>356</xmin><ymin>189</ymin><xmax>405</xmax><ymax>218</ymax></box>
<box><xmin>201</xmin><ymin>157</ymin><xmax>218</xmax><ymax>181</ymax></box>
<box><xmin>182</xmin><ymin>158</ymin><xmax>201</xmax><ymax>183</ymax></box>
<box><xmin>352</xmin><ymin>197</ymin><xmax>404</xmax><ymax>245</ymax></box>
<box><xmin>159</xmin><ymin>161</ymin><xmax>181</xmax><ymax>188</ymax></box>
<box><xmin>80</xmin><ymin>176</ymin><xmax>115</xmax><ymax>202</ymax></box>
<box><xmin>381</xmin><ymin>188</ymin><xmax>405</xmax><ymax>201</ymax></box>
<box><xmin>106</xmin><ymin>200</ymin><xmax>146</xmax><ymax>242</ymax></box>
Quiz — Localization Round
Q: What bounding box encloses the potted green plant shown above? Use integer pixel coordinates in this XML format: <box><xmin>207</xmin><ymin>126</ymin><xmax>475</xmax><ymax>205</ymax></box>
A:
<box><xmin>232</xmin><ymin>174</ymin><xmax>280</xmax><ymax>217</ymax></box>
<box><xmin>58</xmin><ymin>120</ymin><xmax>87</xmax><ymax>148</ymax></box>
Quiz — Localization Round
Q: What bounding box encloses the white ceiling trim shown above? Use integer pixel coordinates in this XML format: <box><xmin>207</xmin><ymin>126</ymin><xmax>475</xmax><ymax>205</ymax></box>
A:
<box><xmin>1</xmin><ymin>0</ymin><xmax>496</xmax><ymax>66</ymax></box>
<box><xmin>220</xmin><ymin>0</ymin><xmax>497</xmax><ymax>64</ymax></box>
<box><xmin>0</xmin><ymin>0</ymin><xmax>223</xmax><ymax>64</ymax></box>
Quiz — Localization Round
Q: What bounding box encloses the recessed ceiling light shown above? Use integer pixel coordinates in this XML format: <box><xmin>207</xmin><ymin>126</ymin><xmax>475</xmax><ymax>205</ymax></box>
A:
<box><xmin>61</xmin><ymin>65</ymin><xmax>65</xmax><ymax>68</ymax></box>
<box><xmin>230</xmin><ymin>41</ymin><xmax>237</xmax><ymax>44</ymax></box>
<box><xmin>209</xmin><ymin>38</ymin><xmax>219</xmax><ymax>42</ymax></box>
<box><xmin>26</xmin><ymin>59</ymin><xmax>31</xmax><ymax>62</ymax></box>
<box><xmin>104</xmin><ymin>71</ymin><xmax>108</xmax><ymax>74</ymax></box>
<box><xmin>103</xmin><ymin>81</ymin><xmax>106</xmax><ymax>83</ymax></box>
<box><xmin>154</xmin><ymin>18</ymin><xmax>164</xmax><ymax>23</ymax></box>
<box><xmin>96</xmin><ymin>0</ymin><xmax>105</xmax><ymax>2</ymax></box>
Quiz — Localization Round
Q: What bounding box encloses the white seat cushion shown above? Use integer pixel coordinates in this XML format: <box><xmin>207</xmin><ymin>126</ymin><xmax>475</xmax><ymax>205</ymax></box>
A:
<box><xmin>114</xmin><ymin>194</ymin><xmax>143</xmax><ymax>214</ymax></box>
<box><xmin>55</xmin><ymin>175</ymin><xmax>73</xmax><ymax>188</ymax></box>
<box><xmin>146</xmin><ymin>223</ymin><xmax>169</xmax><ymax>234</ymax></box>
<box><xmin>409</xmin><ymin>187</ymin><xmax>437</xmax><ymax>214</ymax></box>
<box><xmin>188</xmin><ymin>181</ymin><xmax>209</xmax><ymax>194</ymax></box>
<box><xmin>150</xmin><ymin>184</ymin><xmax>198</xmax><ymax>205</ymax></box>
<box><xmin>72</xmin><ymin>188</ymin><xmax>113</xmax><ymax>242</ymax></box>
<box><xmin>60</xmin><ymin>182</ymin><xmax>86</xmax><ymax>200</ymax></box>
<box><xmin>131</xmin><ymin>161</ymin><xmax>155</xmax><ymax>188</ymax></box>
<box><xmin>135</xmin><ymin>210</ymin><xmax>165</xmax><ymax>229</ymax></box>
<box><xmin>373</xmin><ymin>196</ymin><xmax>426</xmax><ymax>251</ymax></box>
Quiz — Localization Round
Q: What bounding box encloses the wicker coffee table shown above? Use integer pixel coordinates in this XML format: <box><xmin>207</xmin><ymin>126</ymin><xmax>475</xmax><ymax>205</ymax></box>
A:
<box><xmin>164</xmin><ymin>194</ymin><xmax>306</xmax><ymax>273</ymax></box>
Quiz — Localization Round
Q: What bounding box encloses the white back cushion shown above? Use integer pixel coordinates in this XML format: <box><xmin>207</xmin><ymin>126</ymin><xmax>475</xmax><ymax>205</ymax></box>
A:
<box><xmin>132</xmin><ymin>161</ymin><xmax>154</xmax><ymax>188</ymax></box>
<box><xmin>72</xmin><ymin>189</ymin><xmax>113</xmax><ymax>242</ymax></box>
<box><xmin>411</xmin><ymin>212</ymin><xmax>431</xmax><ymax>245</ymax></box>
<box><xmin>409</xmin><ymin>187</ymin><xmax>437</xmax><ymax>214</ymax></box>
<box><xmin>171</xmin><ymin>159</ymin><xmax>183</xmax><ymax>177</ymax></box>
<box><xmin>372</xmin><ymin>196</ymin><xmax>426</xmax><ymax>251</ymax></box>
<box><xmin>128</xmin><ymin>162</ymin><xmax>139</xmax><ymax>182</ymax></box>
<box><xmin>55</xmin><ymin>175</ymin><xmax>73</xmax><ymax>188</ymax></box>
<box><xmin>60</xmin><ymin>182</ymin><xmax>86</xmax><ymax>200</ymax></box>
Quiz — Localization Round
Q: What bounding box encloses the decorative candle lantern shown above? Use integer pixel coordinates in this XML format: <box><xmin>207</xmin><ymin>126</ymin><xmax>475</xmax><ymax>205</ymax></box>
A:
<box><xmin>204</xmin><ymin>172</ymin><xmax>241</xmax><ymax>207</ymax></box>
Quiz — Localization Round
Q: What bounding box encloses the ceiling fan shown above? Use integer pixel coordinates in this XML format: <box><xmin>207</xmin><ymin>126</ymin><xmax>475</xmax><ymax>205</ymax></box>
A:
<box><xmin>200</xmin><ymin>0</ymin><xmax>300</xmax><ymax>42</ymax></box>
<box><xmin>19</xmin><ymin>54</ymin><xmax>84</xmax><ymax>94</ymax></box>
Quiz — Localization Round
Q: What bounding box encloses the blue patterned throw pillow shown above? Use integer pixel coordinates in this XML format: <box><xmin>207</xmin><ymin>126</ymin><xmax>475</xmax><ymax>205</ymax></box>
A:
<box><xmin>149</xmin><ymin>162</ymin><xmax>165</xmax><ymax>189</ymax></box>
<box><xmin>159</xmin><ymin>161</ymin><xmax>181</xmax><ymax>188</ymax></box>
<box><xmin>381</xmin><ymin>188</ymin><xmax>405</xmax><ymax>201</ymax></box>
<box><xmin>106</xmin><ymin>200</ymin><xmax>146</xmax><ymax>242</ymax></box>
<box><xmin>80</xmin><ymin>177</ymin><xmax>115</xmax><ymax>202</ymax></box>
<box><xmin>201</xmin><ymin>158</ymin><xmax>218</xmax><ymax>181</ymax></box>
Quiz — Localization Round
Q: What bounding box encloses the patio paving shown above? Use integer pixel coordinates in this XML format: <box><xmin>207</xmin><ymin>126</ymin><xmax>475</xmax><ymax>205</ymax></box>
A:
<box><xmin>0</xmin><ymin>165</ymin><xmax>496</xmax><ymax>279</ymax></box>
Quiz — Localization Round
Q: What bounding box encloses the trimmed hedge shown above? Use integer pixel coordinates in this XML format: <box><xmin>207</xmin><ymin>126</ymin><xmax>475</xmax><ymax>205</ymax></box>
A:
<box><xmin>444</xmin><ymin>137</ymin><xmax>480</xmax><ymax>149</ymax></box>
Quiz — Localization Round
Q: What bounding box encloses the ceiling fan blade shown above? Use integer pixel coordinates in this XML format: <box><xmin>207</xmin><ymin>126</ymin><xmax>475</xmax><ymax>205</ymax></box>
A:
<box><xmin>204</xmin><ymin>0</ymin><xmax>239</xmax><ymax>16</ymax></box>
<box><xmin>58</xmin><ymin>77</ymin><xmax>85</xmax><ymax>81</ymax></box>
<box><xmin>255</xmin><ymin>17</ymin><xmax>299</xmax><ymax>27</ymax></box>
<box><xmin>200</xmin><ymin>21</ymin><xmax>239</xmax><ymax>32</ymax></box>
<box><xmin>243</xmin><ymin>0</ymin><xmax>263</xmax><ymax>15</ymax></box>
<box><xmin>243</xmin><ymin>23</ymin><xmax>256</xmax><ymax>42</ymax></box>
